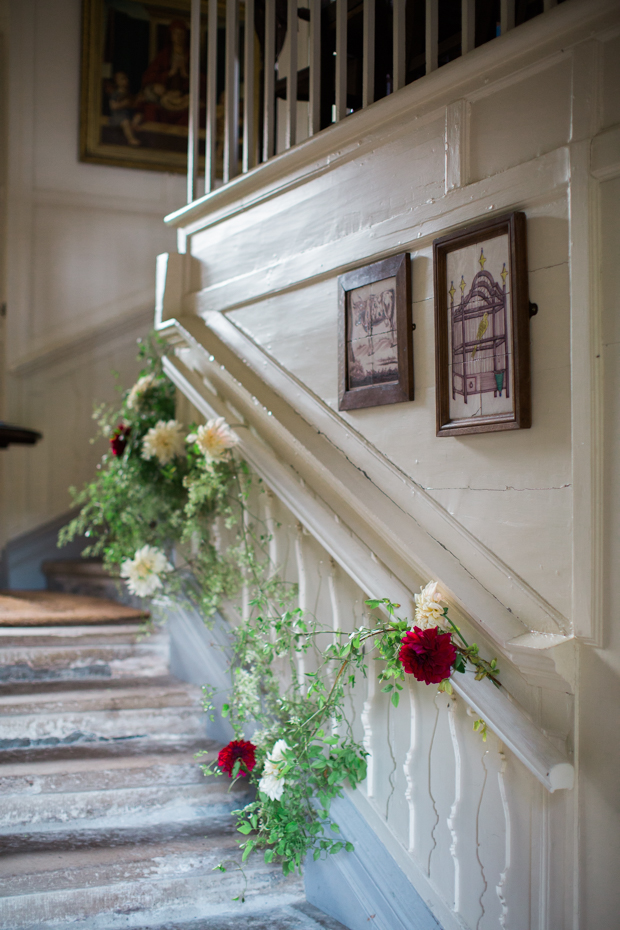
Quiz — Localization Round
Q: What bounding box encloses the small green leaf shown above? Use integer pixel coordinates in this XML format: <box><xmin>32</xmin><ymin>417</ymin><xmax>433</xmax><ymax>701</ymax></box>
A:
<box><xmin>391</xmin><ymin>691</ymin><xmax>400</xmax><ymax>708</ymax></box>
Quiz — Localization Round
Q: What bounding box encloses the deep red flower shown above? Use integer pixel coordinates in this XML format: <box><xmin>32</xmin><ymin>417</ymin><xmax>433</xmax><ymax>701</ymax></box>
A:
<box><xmin>217</xmin><ymin>739</ymin><xmax>257</xmax><ymax>778</ymax></box>
<box><xmin>110</xmin><ymin>424</ymin><xmax>131</xmax><ymax>457</ymax></box>
<box><xmin>398</xmin><ymin>626</ymin><xmax>457</xmax><ymax>685</ymax></box>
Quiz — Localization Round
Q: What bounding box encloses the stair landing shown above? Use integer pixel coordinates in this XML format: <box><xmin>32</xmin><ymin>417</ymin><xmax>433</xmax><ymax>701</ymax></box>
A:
<box><xmin>0</xmin><ymin>590</ymin><xmax>148</xmax><ymax>625</ymax></box>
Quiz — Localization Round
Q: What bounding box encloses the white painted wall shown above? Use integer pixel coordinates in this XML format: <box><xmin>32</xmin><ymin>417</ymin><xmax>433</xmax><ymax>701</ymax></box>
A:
<box><xmin>159</xmin><ymin>1</ymin><xmax>620</xmax><ymax>926</ymax></box>
<box><xmin>0</xmin><ymin>0</ymin><xmax>185</xmax><ymax>552</ymax></box>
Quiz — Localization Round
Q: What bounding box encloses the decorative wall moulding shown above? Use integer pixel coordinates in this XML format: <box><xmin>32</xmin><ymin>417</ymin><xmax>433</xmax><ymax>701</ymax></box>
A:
<box><xmin>433</xmin><ymin>212</ymin><xmax>532</xmax><ymax>437</ymax></box>
<box><xmin>338</xmin><ymin>253</ymin><xmax>413</xmax><ymax>411</ymax></box>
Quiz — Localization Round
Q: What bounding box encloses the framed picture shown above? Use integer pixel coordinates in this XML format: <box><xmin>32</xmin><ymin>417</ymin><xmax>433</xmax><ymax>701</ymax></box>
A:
<box><xmin>338</xmin><ymin>253</ymin><xmax>413</xmax><ymax>411</ymax></box>
<box><xmin>80</xmin><ymin>0</ymin><xmax>251</xmax><ymax>174</ymax></box>
<box><xmin>433</xmin><ymin>212</ymin><xmax>532</xmax><ymax>437</ymax></box>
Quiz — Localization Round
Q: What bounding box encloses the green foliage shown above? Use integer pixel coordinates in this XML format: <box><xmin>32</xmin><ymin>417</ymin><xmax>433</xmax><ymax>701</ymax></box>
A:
<box><xmin>59</xmin><ymin>333</ymin><xmax>242</xmax><ymax>613</ymax></box>
<box><xmin>62</xmin><ymin>336</ymin><xmax>502</xmax><ymax>879</ymax></box>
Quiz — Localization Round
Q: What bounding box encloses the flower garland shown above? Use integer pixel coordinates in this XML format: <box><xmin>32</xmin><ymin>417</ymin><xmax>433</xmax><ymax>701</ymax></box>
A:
<box><xmin>64</xmin><ymin>336</ymin><xmax>501</xmax><ymax>878</ymax></box>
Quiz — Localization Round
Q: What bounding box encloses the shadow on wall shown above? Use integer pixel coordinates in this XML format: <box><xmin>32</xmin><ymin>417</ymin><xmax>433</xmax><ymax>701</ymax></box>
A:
<box><xmin>0</xmin><ymin>511</ymin><xmax>87</xmax><ymax>590</ymax></box>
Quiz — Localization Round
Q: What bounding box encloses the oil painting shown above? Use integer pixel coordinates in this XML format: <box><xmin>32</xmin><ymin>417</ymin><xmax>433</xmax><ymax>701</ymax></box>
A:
<box><xmin>80</xmin><ymin>0</ymin><xmax>211</xmax><ymax>173</ymax></box>
<box><xmin>433</xmin><ymin>213</ymin><xmax>531</xmax><ymax>436</ymax></box>
<box><xmin>338</xmin><ymin>254</ymin><xmax>413</xmax><ymax>410</ymax></box>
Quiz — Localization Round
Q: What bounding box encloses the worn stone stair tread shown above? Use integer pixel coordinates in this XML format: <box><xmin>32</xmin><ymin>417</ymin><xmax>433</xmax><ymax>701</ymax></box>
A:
<box><xmin>1</xmin><ymin>779</ymin><xmax>253</xmax><ymax>829</ymax></box>
<box><xmin>0</xmin><ymin>847</ymin><xmax>305</xmax><ymax>930</ymax></box>
<box><xmin>0</xmin><ymin>623</ymin><xmax>152</xmax><ymax>645</ymax></box>
<box><xmin>0</xmin><ymin>681</ymin><xmax>202</xmax><ymax>715</ymax></box>
<box><xmin>0</xmin><ymin>734</ymin><xmax>213</xmax><ymax>764</ymax></box>
<box><xmin>0</xmin><ymin>746</ymin><xmax>217</xmax><ymax>789</ymax></box>
<box><xmin>0</xmin><ymin>816</ymin><xmax>248</xmax><ymax>854</ymax></box>
<box><xmin>0</xmin><ymin>673</ymin><xmax>186</xmax><ymax>697</ymax></box>
<box><xmin>0</xmin><ymin>591</ymin><xmax>148</xmax><ymax>626</ymax></box>
<box><xmin>0</xmin><ymin>833</ymin><xmax>256</xmax><ymax>893</ymax></box>
<box><xmin>133</xmin><ymin>901</ymin><xmax>349</xmax><ymax>930</ymax></box>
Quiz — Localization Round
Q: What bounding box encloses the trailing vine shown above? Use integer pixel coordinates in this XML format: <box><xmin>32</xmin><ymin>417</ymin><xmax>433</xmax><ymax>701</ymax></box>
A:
<box><xmin>63</xmin><ymin>336</ymin><xmax>501</xmax><ymax>877</ymax></box>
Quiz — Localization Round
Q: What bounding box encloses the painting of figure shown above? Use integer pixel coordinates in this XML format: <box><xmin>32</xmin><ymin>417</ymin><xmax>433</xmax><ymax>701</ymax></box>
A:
<box><xmin>346</xmin><ymin>277</ymin><xmax>398</xmax><ymax>389</ymax></box>
<box><xmin>81</xmin><ymin>0</ymin><xmax>227</xmax><ymax>173</ymax></box>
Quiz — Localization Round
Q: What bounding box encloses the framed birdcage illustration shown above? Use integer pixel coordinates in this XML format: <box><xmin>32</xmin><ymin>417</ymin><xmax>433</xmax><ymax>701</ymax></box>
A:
<box><xmin>433</xmin><ymin>212</ymin><xmax>532</xmax><ymax>437</ymax></box>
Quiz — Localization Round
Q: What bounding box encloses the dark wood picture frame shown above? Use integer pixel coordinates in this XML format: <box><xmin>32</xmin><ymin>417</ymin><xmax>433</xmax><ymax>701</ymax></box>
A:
<box><xmin>338</xmin><ymin>253</ymin><xmax>413</xmax><ymax>411</ymax></box>
<box><xmin>433</xmin><ymin>212</ymin><xmax>531</xmax><ymax>437</ymax></box>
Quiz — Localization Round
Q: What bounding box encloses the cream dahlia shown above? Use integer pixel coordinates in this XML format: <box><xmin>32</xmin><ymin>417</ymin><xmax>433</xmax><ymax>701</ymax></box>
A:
<box><xmin>120</xmin><ymin>545</ymin><xmax>172</xmax><ymax>597</ymax></box>
<box><xmin>258</xmin><ymin>739</ymin><xmax>289</xmax><ymax>801</ymax></box>
<box><xmin>141</xmin><ymin>420</ymin><xmax>185</xmax><ymax>465</ymax></box>
<box><xmin>187</xmin><ymin>417</ymin><xmax>239</xmax><ymax>462</ymax></box>
<box><xmin>413</xmin><ymin>581</ymin><xmax>447</xmax><ymax>629</ymax></box>
<box><xmin>126</xmin><ymin>373</ymin><xmax>155</xmax><ymax>409</ymax></box>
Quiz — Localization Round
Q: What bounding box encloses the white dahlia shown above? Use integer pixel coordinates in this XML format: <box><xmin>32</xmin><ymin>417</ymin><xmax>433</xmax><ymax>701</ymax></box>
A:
<box><xmin>258</xmin><ymin>739</ymin><xmax>289</xmax><ymax>801</ymax></box>
<box><xmin>126</xmin><ymin>373</ymin><xmax>156</xmax><ymax>409</ymax></box>
<box><xmin>187</xmin><ymin>417</ymin><xmax>239</xmax><ymax>462</ymax></box>
<box><xmin>413</xmin><ymin>581</ymin><xmax>447</xmax><ymax>629</ymax></box>
<box><xmin>141</xmin><ymin>420</ymin><xmax>185</xmax><ymax>465</ymax></box>
<box><xmin>120</xmin><ymin>545</ymin><xmax>172</xmax><ymax>597</ymax></box>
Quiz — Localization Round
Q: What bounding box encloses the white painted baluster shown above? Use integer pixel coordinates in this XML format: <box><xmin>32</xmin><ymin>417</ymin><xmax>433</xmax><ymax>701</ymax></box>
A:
<box><xmin>428</xmin><ymin>692</ymin><xmax>457</xmax><ymax>895</ymax></box>
<box><xmin>263</xmin><ymin>489</ymin><xmax>279</xmax><ymax>575</ymax></box>
<box><xmin>263</xmin><ymin>0</ymin><xmax>276</xmax><ymax>159</ymax></box>
<box><xmin>294</xmin><ymin>521</ymin><xmax>307</xmax><ymax>689</ymax></box>
<box><xmin>425</xmin><ymin>0</ymin><xmax>438</xmax><ymax>73</ymax></box>
<box><xmin>475</xmin><ymin>733</ymin><xmax>508</xmax><ymax>928</ymax></box>
<box><xmin>286</xmin><ymin>0</ymin><xmax>297</xmax><ymax>148</ymax></box>
<box><xmin>241</xmin><ymin>506</ymin><xmax>251</xmax><ymax>622</ymax></box>
<box><xmin>243</xmin><ymin>0</ymin><xmax>256</xmax><ymax>172</ymax></box>
<box><xmin>393</xmin><ymin>0</ymin><xmax>406</xmax><ymax>92</ymax></box>
<box><xmin>500</xmin><ymin>0</ymin><xmax>515</xmax><ymax>34</ymax></box>
<box><xmin>362</xmin><ymin>0</ymin><xmax>375</xmax><ymax>108</ymax></box>
<box><xmin>361</xmin><ymin>630</ymin><xmax>377</xmax><ymax>797</ymax></box>
<box><xmin>461</xmin><ymin>0</ymin><xmax>475</xmax><ymax>55</ymax></box>
<box><xmin>187</xmin><ymin>0</ymin><xmax>201</xmax><ymax>203</ymax></box>
<box><xmin>334</xmin><ymin>0</ymin><xmax>347</xmax><ymax>121</ymax></box>
<box><xmin>308</xmin><ymin>0</ymin><xmax>321</xmax><ymax>135</ymax></box>
<box><xmin>224</xmin><ymin>0</ymin><xmax>240</xmax><ymax>182</ymax></box>
<box><xmin>496</xmin><ymin>748</ymin><xmax>512</xmax><ymax>929</ymax></box>
<box><xmin>205</xmin><ymin>0</ymin><xmax>218</xmax><ymax>191</ymax></box>
<box><xmin>403</xmin><ymin>676</ymin><xmax>418</xmax><ymax>852</ymax></box>
<box><xmin>447</xmin><ymin>695</ymin><xmax>464</xmax><ymax>913</ymax></box>
<box><xmin>327</xmin><ymin>558</ymin><xmax>342</xmax><ymax>732</ymax></box>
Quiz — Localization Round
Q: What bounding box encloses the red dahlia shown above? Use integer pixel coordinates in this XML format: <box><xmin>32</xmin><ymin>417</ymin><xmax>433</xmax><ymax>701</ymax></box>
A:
<box><xmin>217</xmin><ymin>739</ymin><xmax>257</xmax><ymax>778</ymax></box>
<box><xmin>398</xmin><ymin>626</ymin><xmax>457</xmax><ymax>685</ymax></box>
<box><xmin>110</xmin><ymin>424</ymin><xmax>131</xmax><ymax>457</ymax></box>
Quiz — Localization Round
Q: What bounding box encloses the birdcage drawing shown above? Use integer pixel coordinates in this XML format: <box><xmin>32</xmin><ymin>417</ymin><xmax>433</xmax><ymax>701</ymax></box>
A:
<box><xmin>451</xmin><ymin>265</ymin><xmax>509</xmax><ymax>404</ymax></box>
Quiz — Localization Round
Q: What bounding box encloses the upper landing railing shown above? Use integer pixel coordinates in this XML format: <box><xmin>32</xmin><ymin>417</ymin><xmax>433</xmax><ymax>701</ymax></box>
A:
<box><xmin>184</xmin><ymin>0</ymin><xmax>567</xmax><ymax>203</ymax></box>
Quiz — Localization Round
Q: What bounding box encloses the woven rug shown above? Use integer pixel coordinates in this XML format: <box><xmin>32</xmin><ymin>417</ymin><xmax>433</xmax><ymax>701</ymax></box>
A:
<box><xmin>0</xmin><ymin>591</ymin><xmax>148</xmax><ymax>626</ymax></box>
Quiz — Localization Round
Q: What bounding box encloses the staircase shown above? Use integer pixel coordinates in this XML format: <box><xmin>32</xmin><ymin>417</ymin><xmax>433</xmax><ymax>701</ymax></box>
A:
<box><xmin>0</xmin><ymin>593</ymin><xmax>345</xmax><ymax>930</ymax></box>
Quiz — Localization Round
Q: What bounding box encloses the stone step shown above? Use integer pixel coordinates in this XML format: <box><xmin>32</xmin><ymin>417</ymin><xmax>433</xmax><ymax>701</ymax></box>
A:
<box><xmin>0</xmin><ymin>815</ymin><xmax>244</xmax><ymax>855</ymax></box>
<box><xmin>0</xmin><ymin>777</ymin><xmax>251</xmax><ymax>830</ymax></box>
<box><xmin>0</xmin><ymin>683</ymin><xmax>206</xmax><ymax>748</ymax></box>
<box><xmin>127</xmin><ymin>902</ymin><xmax>348</xmax><ymax>930</ymax></box>
<box><xmin>0</xmin><ymin>673</ymin><xmax>182</xmax><ymax>696</ymax></box>
<box><xmin>0</xmin><ymin>628</ymin><xmax>169</xmax><ymax>683</ymax></box>
<box><xmin>0</xmin><ymin>624</ymin><xmax>148</xmax><ymax>646</ymax></box>
<box><xmin>0</xmin><ymin>833</ymin><xmax>305</xmax><ymax>930</ymax></box>
<box><xmin>0</xmin><ymin>746</ymin><xmax>216</xmax><ymax>796</ymax></box>
<box><xmin>0</xmin><ymin>786</ymin><xmax>254</xmax><ymax>842</ymax></box>
<box><xmin>0</xmin><ymin>734</ymin><xmax>211</xmax><ymax>764</ymax></box>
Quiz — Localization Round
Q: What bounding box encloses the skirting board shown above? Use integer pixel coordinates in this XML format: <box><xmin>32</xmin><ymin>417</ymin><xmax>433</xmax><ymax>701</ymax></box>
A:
<box><xmin>304</xmin><ymin>794</ymin><xmax>442</xmax><ymax>930</ymax></box>
<box><xmin>163</xmin><ymin>599</ymin><xmax>234</xmax><ymax>745</ymax></box>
